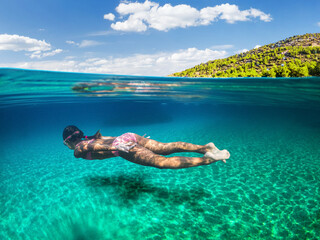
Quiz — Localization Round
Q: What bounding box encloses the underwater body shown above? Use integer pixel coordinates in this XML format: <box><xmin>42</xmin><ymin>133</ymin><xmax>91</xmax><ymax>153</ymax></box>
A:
<box><xmin>1</xmin><ymin>68</ymin><xmax>320</xmax><ymax>240</ymax></box>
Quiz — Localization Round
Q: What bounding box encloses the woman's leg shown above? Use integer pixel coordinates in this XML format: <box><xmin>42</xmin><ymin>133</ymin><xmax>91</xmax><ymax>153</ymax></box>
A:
<box><xmin>119</xmin><ymin>144</ymin><xmax>224</xmax><ymax>169</ymax></box>
<box><xmin>134</xmin><ymin>134</ymin><xmax>212</xmax><ymax>155</ymax></box>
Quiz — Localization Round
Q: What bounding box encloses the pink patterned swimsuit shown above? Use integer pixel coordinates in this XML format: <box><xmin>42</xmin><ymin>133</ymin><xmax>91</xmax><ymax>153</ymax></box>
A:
<box><xmin>112</xmin><ymin>132</ymin><xmax>137</xmax><ymax>156</ymax></box>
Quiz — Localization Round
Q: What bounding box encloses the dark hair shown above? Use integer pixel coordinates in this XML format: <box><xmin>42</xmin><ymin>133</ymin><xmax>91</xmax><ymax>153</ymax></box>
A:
<box><xmin>63</xmin><ymin>125</ymin><xmax>84</xmax><ymax>141</ymax></box>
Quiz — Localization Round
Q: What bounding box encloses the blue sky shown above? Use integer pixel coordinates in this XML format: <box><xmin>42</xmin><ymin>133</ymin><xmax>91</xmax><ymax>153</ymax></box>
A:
<box><xmin>0</xmin><ymin>0</ymin><xmax>319</xmax><ymax>76</ymax></box>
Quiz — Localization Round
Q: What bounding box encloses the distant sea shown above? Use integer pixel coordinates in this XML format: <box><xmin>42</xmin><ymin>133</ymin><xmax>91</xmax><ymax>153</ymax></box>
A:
<box><xmin>1</xmin><ymin>68</ymin><xmax>319</xmax><ymax>240</ymax></box>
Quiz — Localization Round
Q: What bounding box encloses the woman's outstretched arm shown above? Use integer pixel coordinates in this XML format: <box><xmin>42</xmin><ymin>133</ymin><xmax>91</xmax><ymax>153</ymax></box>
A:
<box><xmin>74</xmin><ymin>140</ymin><xmax>117</xmax><ymax>159</ymax></box>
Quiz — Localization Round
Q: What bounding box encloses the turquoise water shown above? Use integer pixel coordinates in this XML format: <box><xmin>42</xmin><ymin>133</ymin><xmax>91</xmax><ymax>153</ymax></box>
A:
<box><xmin>1</xmin><ymin>68</ymin><xmax>320</xmax><ymax>239</ymax></box>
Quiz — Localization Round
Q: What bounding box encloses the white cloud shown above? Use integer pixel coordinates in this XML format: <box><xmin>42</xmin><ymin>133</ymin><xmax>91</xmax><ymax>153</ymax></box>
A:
<box><xmin>29</xmin><ymin>49</ymin><xmax>63</xmax><ymax>59</ymax></box>
<box><xmin>0</xmin><ymin>34</ymin><xmax>62</xmax><ymax>59</ymax></box>
<box><xmin>104</xmin><ymin>13</ymin><xmax>115</xmax><ymax>21</ymax></box>
<box><xmin>146</xmin><ymin>4</ymin><xmax>200</xmax><ymax>31</ymax></box>
<box><xmin>235</xmin><ymin>49</ymin><xmax>248</xmax><ymax>54</ymax></box>
<box><xmin>106</xmin><ymin>1</ymin><xmax>272</xmax><ymax>32</ymax></box>
<box><xmin>79</xmin><ymin>40</ymin><xmax>102</xmax><ymax>48</ymax></box>
<box><xmin>88</xmin><ymin>30</ymin><xmax>120</xmax><ymax>36</ymax></box>
<box><xmin>116</xmin><ymin>0</ymin><xmax>158</xmax><ymax>15</ymax></box>
<box><xmin>254</xmin><ymin>45</ymin><xmax>261</xmax><ymax>49</ymax></box>
<box><xmin>248</xmin><ymin>8</ymin><xmax>272</xmax><ymax>22</ymax></box>
<box><xmin>0</xmin><ymin>34</ymin><xmax>51</xmax><ymax>52</ymax></box>
<box><xmin>66</xmin><ymin>40</ymin><xmax>77</xmax><ymax>46</ymax></box>
<box><xmin>66</xmin><ymin>40</ymin><xmax>103</xmax><ymax>48</ymax></box>
<box><xmin>317</xmin><ymin>22</ymin><xmax>320</xmax><ymax>27</ymax></box>
<box><xmin>111</xmin><ymin>16</ymin><xmax>148</xmax><ymax>32</ymax></box>
<box><xmin>1</xmin><ymin>47</ymin><xmax>228</xmax><ymax>76</ymax></box>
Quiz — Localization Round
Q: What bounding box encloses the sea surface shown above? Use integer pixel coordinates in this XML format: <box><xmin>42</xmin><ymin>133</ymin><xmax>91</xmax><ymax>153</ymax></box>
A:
<box><xmin>1</xmin><ymin>68</ymin><xmax>320</xmax><ymax>240</ymax></box>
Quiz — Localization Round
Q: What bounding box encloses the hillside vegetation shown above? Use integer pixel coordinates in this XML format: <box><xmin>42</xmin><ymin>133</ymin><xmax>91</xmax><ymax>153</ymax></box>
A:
<box><xmin>172</xmin><ymin>33</ymin><xmax>320</xmax><ymax>77</ymax></box>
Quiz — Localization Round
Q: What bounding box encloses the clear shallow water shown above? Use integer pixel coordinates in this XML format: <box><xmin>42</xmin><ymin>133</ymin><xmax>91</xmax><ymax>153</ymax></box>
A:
<box><xmin>1</xmin><ymin>68</ymin><xmax>320</xmax><ymax>239</ymax></box>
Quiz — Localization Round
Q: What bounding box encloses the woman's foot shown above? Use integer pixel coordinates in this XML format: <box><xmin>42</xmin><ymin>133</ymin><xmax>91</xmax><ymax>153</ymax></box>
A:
<box><xmin>206</xmin><ymin>142</ymin><xmax>219</xmax><ymax>151</ymax></box>
<box><xmin>205</xmin><ymin>142</ymin><xmax>230</xmax><ymax>163</ymax></box>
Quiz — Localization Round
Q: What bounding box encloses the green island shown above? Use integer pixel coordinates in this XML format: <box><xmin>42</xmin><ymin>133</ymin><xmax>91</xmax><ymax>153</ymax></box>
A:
<box><xmin>172</xmin><ymin>33</ymin><xmax>320</xmax><ymax>77</ymax></box>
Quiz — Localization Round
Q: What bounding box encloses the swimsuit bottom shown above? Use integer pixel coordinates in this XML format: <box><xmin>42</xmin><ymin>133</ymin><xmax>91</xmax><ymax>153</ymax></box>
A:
<box><xmin>112</xmin><ymin>132</ymin><xmax>137</xmax><ymax>156</ymax></box>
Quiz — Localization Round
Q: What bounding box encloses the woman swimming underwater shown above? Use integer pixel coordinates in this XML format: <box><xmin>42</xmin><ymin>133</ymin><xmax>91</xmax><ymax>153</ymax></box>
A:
<box><xmin>63</xmin><ymin>125</ymin><xmax>230</xmax><ymax>169</ymax></box>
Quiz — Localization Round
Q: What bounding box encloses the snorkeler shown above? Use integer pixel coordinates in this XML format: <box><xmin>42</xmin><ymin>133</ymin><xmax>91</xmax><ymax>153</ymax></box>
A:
<box><xmin>63</xmin><ymin>125</ymin><xmax>230</xmax><ymax>169</ymax></box>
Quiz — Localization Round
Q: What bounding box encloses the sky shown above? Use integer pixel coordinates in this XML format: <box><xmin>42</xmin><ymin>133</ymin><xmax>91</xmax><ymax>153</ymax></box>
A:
<box><xmin>0</xmin><ymin>0</ymin><xmax>319</xmax><ymax>76</ymax></box>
